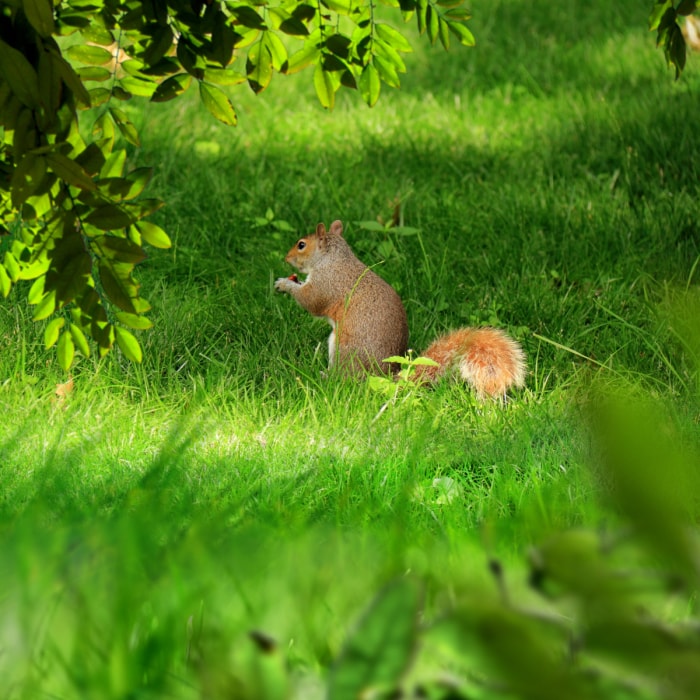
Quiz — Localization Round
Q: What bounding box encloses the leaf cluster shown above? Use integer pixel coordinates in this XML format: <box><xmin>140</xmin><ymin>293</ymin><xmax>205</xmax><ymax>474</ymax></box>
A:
<box><xmin>0</xmin><ymin>0</ymin><xmax>474</xmax><ymax>369</ymax></box>
<box><xmin>649</xmin><ymin>0</ymin><xmax>699</xmax><ymax>78</ymax></box>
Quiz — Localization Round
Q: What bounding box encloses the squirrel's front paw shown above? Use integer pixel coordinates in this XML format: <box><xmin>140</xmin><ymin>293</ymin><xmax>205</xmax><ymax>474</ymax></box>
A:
<box><xmin>275</xmin><ymin>277</ymin><xmax>293</xmax><ymax>293</ymax></box>
<box><xmin>275</xmin><ymin>275</ymin><xmax>301</xmax><ymax>293</ymax></box>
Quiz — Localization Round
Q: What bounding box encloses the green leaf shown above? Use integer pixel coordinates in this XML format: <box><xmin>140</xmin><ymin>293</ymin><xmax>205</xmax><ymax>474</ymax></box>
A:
<box><xmin>354</xmin><ymin>220</ymin><xmax>387</xmax><ymax>232</ymax></box>
<box><xmin>374</xmin><ymin>23</ymin><xmax>413</xmax><ymax>52</ymax></box>
<box><xmin>426</xmin><ymin>5</ymin><xmax>439</xmax><ymax>43</ymax></box>
<box><xmin>279</xmin><ymin>16</ymin><xmax>310</xmax><ymax>36</ymax></box>
<box><xmin>109</xmin><ymin>107</ymin><xmax>141</xmax><ymax>147</ymax></box>
<box><xmin>53</xmin><ymin>252</ymin><xmax>93</xmax><ymax>305</ymax></box>
<box><xmin>416</xmin><ymin>0</ymin><xmax>427</xmax><ymax>35</ymax></box>
<box><xmin>136</xmin><ymin>57</ymin><xmax>180</xmax><ymax>77</ymax></box>
<box><xmin>359</xmin><ymin>63</ymin><xmax>380</xmax><ymax>107</ymax></box>
<box><xmin>375</xmin><ymin>40</ymin><xmax>407</xmax><ymax>74</ymax></box>
<box><xmin>247</xmin><ymin>40</ymin><xmax>273</xmax><ymax>93</ymax></box>
<box><xmin>293</xmin><ymin>3</ymin><xmax>317</xmax><ymax>22</ymax></box>
<box><xmin>328</xmin><ymin>578</ymin><xmax>421</xmax><ymax>700</ymax></box>
<box><xmin>313</xmin><ymin>62</ymin><xmax>338</xmax><ymax>109</ymax></box>
<box><xmin>115</xmin><ymin>326</ymin><xmax>143</xmax><ymax>363</ymax></box>
<box><xmin>232</xmin><ymin>5</ymin><xmax>266</xmax><ymax>29</ymax></box>
<box><xmin>143</xmin><ymin>25</ymin><xmax>175</xmax><ymax>67</ymax></box>
<box><xmin>447</xmin><ymin>20</ymin><xmax>475</xmax><ymax>47</ymax></box>
<box><xmin>667</xmin><ymin>23</ymin><xmax>686</xmax><ymax>77</ymax></box>
<box><xmin>91</xmin><ymin>321</ymin><xmax>115</xmax><ymax>355</ymax></box>
<box><xmin>57</xmin><ymin>329</ymin><xmax>75</xmax><ymax>370</ymax></box>
<box><xmin>211</xmin><ymin>14</ymin><xmax>238</xmax><ymax>66</ymax></box>
<box><xmin>118</xmin><ymin>4</ymin><xmax>143</xmax><ymax>30</ymax></box>
<box><xmin>115</xmin><ymin>311</ymin><xmax>153</xmax><ymax>330</ymax></box>
<box><xmin>88</xmin><ymin>86</ymin><xmax>111</xmax><ymax>106</ymax></box>
<box><xmin>409</xmin><ymin>356</ymin><xmax>439</xmax><ymax>366</ymax></box>
<box><xmin>0</xmin><ymin>265</ymin><xmax>11</xmax><ymax>298</ymax></box>
<box><xmin>66</xmin><ymin>44</ymin><xmax>114</xmax><ymax>65</ymax></box>
<box><xmin>79</xmin><ymin>22</ymin><xmax>115</xmax><ymax>47</ymax></box>
<box><xmin>178</xmin><ymin>39</ymin><xmax>205</xmax><ymax>79</ymax></box>
<box><xmin>33</xmin><ymin>289</ymin><xmax>57</xmax><ymax>321</ymax></box>
<box><xmin>69</xmin><ymin>323</ymin><xmax>90</xmax><ymax>357</ymax></box>
<box><xmin>438</xmin><ymin>16</ymin><xmax>450</xmax><ymax>50</ymax></box>
<box><xmin>101</xmin><ymin>149</ymin><xmax>127</xmax><ymax>178</ymax></box>
<box><xmin>443</xmin><ymin>7</ymin><xmax>472</xmax><ymax>21</ymax></box>
<box><xmin>86</xmin><ymin>204</ymin><xmax>135</xmax><ymax>230</ymax></box>
<box><xmin>649</xmin><ymin>0</ymin><xmax>672</xmax><ymax>29</ymax></box>
<box><xmin>93</xmin><ymin>111</ymin><xmax>116</xmax><ymax>151</ymax></box>
<box><xmin>51</xmin><ymin>50</ymin><xmax>91</xmax><ymax>106</ymax></box>
<box><xmin>151</xmin><ymin>73</ymin><xmax>192</xmax><ymax>102</ymax></box>
<box><xmin>131</xmin><ymin>296</ymin><xmax>152</xmax><ymax>314</ymax></box>
<box><xmin>286</xmin><ymin>41</ymin><xmax>321</xmax><ymax>74</ymax></box>
<box><xmin>11</xmin><ymin>154</ymin><xmax>47</xmax><ymax>208</ymax></box>
<box><xmin>76</xmin><ymin>287</ymin><xmax>103</xmax><ymax>318</ymax></box>
<box><xmin>322</xmin><ymin>0</ymin><xmax>354</xmax><ymax>14</ymax></box>
<box><xmin>320</xmin><ymin>51</ymin><xmax>348</xmax><ymax>71</ymax></box>
<box><xmin>76</xmin><ymin>66</ymin><xmax>112</xmax><ymax>82</ymax></box>
<box><xmin>111</xmin><ymin>85</ymin><xmax>132</xmax><ymax>101</ymax></box>
<box><xmin>137</xmin><ymin>220</ymin><xmax>172</xmax><ymax>248</ymax></box>
<box><xmin>13</xmin><ymin>107</ymin><xmax>38</xmax><ymax>159</ymax></box>
<box><xmin>4</xmin><ymin>251</ymin><xmax>20</xmax><ymax>283</ymax></box>
<box><xmin>17</xmin><ymin>256</ymin><xmax>49</xmax><ymax>281</ymax></box>
<box><xmin>326</xmin><ymin>34</ymin><xmax>352</xmax><ymax>59</ymax></box>
<box><xmin>99</xmin><ymin>167</ymin><xmax>153</xmax><ymax>201</ymax></box>
<box><xmin>38</xmin><ymin>48</ymin><xmax>62</xmax><ymax>114</ymax></box>
<box><xmin>383</xmin><ymin>355</ymin><xmax>411</xmax><ymax>364</ymax></box>
<box><xmin>118</xmin><ymin>76</ymin><xmax>157</xmax><ymax>98</ymax></box>
<box><xmin>264</xmin><ymin>32</ymin><xmax>288</xmax><ymax>71</ymax></box>
<box><xmin>46</xmin><ymin>152</ymin><xmax>96</xmax><ymax>190</ymax></box>
<box><xmin>203</xmin><ymin>68</ymin><xmax>247</xmax><ymax>86</ymax></box>
<box><xmin>0</xmin><ymin>39</ymin><xmax>41</xmax><ymax>108</ymax></box>
<box><xmin>199</xmin><ymin>82</ymin><xmax>238</xmax><ymax>126</ymax></box>
<box><xmin>94</xmin><ymin>235</ymin><xmax>147</xmax><ymax>264</ymax></box>
<box><xmin>23</xmin><ymin>0</ymin><xmax>55</xmax><ymax>36</ymax></box>
<box><xmin>374</xmin><ymin>56</ymin><xmax>400</xmax><ymax>88</ymax></box>
<box><xmin>123</xmin><ymin>198</ymin><xmax>164</xmax><ymax>220</ymax></box>
<box><xmin>656</xmin><ymin>6</ymin><xmax>678</xmax><ymax>41</ymax></box>
<box><xmin>44</xmin><ymin>317</ymin><xmax>65</xmax><ymax>349</ymax></box>
<box><xmin>677</xmin><ymin>0</ymin><xmax>698</xmax><ymax>16</ymax></box>
<box><xmin>98</xmin><ymin>262</ymin><xmax>137</xmax><ymax>313</ymax></box>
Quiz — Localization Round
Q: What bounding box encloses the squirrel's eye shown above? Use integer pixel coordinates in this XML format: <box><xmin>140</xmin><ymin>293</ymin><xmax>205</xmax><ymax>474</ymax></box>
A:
<box><xmin>297</xmin><ymin>240</ymin><xmax>306</xmax><ymax>251</ymax></box>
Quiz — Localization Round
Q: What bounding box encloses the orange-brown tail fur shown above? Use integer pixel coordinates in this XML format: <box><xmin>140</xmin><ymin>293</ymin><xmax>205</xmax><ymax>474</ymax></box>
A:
<box><xmin>413</xmin><ymin>327</ymin><xmax>526</xmax><ymax>398</ymax></box>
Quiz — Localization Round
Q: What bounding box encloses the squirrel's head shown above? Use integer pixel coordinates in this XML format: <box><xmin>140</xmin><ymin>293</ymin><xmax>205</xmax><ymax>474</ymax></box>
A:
<box><xmin>284</xmin><ymin>220</ymin><xmax>345</xmax><ymax>272</ymax></box>
<box><xmin>313</xmin><ymin>220</ymin><xmax>344</xmax><ymax>247</ymax></box>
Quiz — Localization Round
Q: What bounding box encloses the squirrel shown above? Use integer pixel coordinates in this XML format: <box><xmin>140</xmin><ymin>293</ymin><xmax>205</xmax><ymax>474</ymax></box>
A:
<box><xmin>274</xmin><ymin>220</ymin><xmax>526</xmax><ymax>399</ymax></box>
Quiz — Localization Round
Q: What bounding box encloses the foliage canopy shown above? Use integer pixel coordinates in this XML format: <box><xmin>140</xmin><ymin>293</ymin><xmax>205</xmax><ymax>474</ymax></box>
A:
<box><xmin>650</xmin><ymin>0</ymin><xmax>700</xmax><ymax>77</ymax></box>
<box><xmin>0</xmin><ymin>0</ymin><xmax>474</xmax><ymax>368</ymax></box>
<box><xmin>0</xmin><ymin>0</ymin><xmax>696</xmax><ymax>368</ymax></box>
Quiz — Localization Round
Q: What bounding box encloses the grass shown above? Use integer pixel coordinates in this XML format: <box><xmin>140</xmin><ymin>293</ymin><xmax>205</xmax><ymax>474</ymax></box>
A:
<box><xmin>2</xmin><ymin>0</ymin><xmax>700</xmax><ymax>696</ymax></box>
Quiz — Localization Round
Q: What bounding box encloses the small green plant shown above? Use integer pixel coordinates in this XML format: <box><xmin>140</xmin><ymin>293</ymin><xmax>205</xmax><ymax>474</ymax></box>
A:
<box><xmin>367</xmin><ymin>354</ymin><xmax>439</xmax><ymax>396</ymax></box>
<box><xmin>250</xmin><ymin>207</ymin><xmax>296</xmax><ymax>234</ymax></box>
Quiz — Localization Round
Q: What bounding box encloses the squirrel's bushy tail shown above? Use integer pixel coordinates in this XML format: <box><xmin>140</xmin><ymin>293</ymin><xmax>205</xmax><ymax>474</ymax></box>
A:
<box><xmin>413</xmin><ymin>327</ymin><xmax>526</xmax><ymax>398</ymax></box>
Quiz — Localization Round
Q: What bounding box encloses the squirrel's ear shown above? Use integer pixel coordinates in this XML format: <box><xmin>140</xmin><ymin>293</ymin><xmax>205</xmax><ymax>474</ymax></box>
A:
<box><xmin>329</xmin><ymin>220</ymin><xmax>343</xmax><ymax>237</ymax></box>
<box><xmin>316</xmin><ymin>223</ymin><xmax>327</xmax><ymax>236</ymax></box>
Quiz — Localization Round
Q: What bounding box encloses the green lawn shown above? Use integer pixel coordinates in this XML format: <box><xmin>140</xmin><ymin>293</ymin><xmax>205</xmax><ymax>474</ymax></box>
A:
<box><xmin>2</xmin><ymin>0</ymin><xmax>700</xmax><ymax>697</ymax></box>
